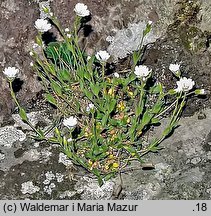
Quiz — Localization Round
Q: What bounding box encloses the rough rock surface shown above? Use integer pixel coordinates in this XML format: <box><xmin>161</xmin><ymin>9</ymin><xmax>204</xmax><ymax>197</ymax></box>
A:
<box><xmin>0</xmin><ymin>109</ymin><xmax>210</xmax><ymax>199</ymax></box>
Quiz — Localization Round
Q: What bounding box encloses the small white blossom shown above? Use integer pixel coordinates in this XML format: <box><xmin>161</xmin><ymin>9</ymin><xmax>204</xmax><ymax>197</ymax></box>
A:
<box><xmin>148</xmin><ymin>20</ymin><xmax>153</xmax><ymax>25</ymax></box>
<box><xmin>175</xmin><ymin>77</ymin><xmax>195</xmax><ymax>92</ymax></box>
<box><xmin>134</xmin><ymin>65</ymin><xmax>151</xmax><ymax>78</ymax></box>
<box><xmin>199</xmin><ymin>89</ymin><xmax>205</xmax><ymax>95</ymax></box>
<box><xmin>30</xmin><ymin>62</ymin><xmax>34</xmax><ymax>67</ymax></box>
<box><xmin>29</xmin><ymin>51</ymin><xmax>33</xmax><ymax>56</ymax></box>
<box><xmin>95</xmin><ymin>50</ymin><xmax>110</xmax><ymax>62</ymax></box>
<box><xmin>86</xmin><ymin>103</ymin><xmax>95</xmax><ymax>112</ymax></box>
<box><xmin>3</xmin><ymin>67</ymin><xmax>19</xmax><ymax>79</ymax></box>
<box><xmin>65</xmin><ymin>28</ymin><xmax>70</xmax><ymax>32</ymax></box>
<box><xmin>66</xmin><ymin>33</ymin><xmax>72</xmax><ymax>38</ymax></box>
<box><xmin>35</xmin><ymin>19</ymin><xmax>52</xmax><ymax>33</ymax></box>
<box><xmin>114</xmin><ymin>72</ymin><xmax>120</xmax><ymax>78</ymax></box>
<box><xmin>87</xmin><ymin>56</ymin><xmax>91</xmax><ymax>61</ymax></box>
<box><xmin>74</xmin><ymin>3</ymin><xmax>90</xmax><ymax>17</ymax></box>
<box><xmin>169</xmin><ymin>63</ymin><xmax>180</xmax><ymax>73</ymax></box>
<box><xmin>63</xmin><ymin>116</ymin><xmax>77</xmax><ymax>128</ymax></box>
<box><xmin>49</xmin><ymin>12</ymin><xmax>53</xmax><ymax>17</ymax></box>
<box><xmin>32</xmin><ymin>43</ymin><xmax>39</xmax><ymax>49</ymax></box>
<box><xmin>67</xmin><ymin>138</ymin><xmax>73</xmax><ymax>142</ymax></box>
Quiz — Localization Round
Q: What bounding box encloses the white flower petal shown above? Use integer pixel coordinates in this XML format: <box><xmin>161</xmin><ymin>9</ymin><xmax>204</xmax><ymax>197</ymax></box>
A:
<box><xmin>35</xmin><ymin>19</ymin><xmax>52</xmax><ymax>33</ymax></box>
<box><xmin>65</xmin><ymin>28</ymin><xmax>70</xmax><ymax>32</ymax></box>
<box><xmin>67</xmin><ymin>138</ymin><xmax>73</xmax><ymax>142</ymax></box>
<box><xmin>95</xmin><ymin>50</ymin><xmax>110</xmax><ymax>62</ymax></box>
<box><xmin>134</xmin><ymin>65</ymin><xmax>151</xmax><ymax>78</ymax></box>
<box><xmin>169</xmin><ymin>63</ymin><xmax>180</xmax><ymax>73</ymax></box>
<box><xmin>74</xmin><ymin>3</ymin><xmax>90</xmax><ymax>17</ymax></box>
<box><xmin>175</xmin><ymin>77</ymin><xmax>195</xmax><ymax>92</ymax></box>
<box><xmin>3</xmin><ymin>67</ymin><xmax>19</xmax><ymax>78</ymax></box>
<box><xmin>63</xmin><ymin>116</ymin><xmax>77</xmax><ymax>128</ymax></box>
<box><xmin>114</xmin><ymin>72</ymin><xmax>120</xmax><ymax>78</ymax></box>
<box><xmin>86</xmin><ymin>103</ymin><xmax>95</xmax><ymax>112</ymax></box>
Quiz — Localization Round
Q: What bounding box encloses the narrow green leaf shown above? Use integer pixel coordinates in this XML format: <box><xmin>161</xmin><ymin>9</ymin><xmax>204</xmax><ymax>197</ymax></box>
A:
<box><xmin>84</xmin><ymin>89</ymin><xmax>93</xmax><ymax>100</ymax></box>
<box><xmin>151</xmin><ymin>117</ymin><xmax>160</xmax><ymax>124</ymax></box>
<box><xmin>19</xmin><ymin>108</ymin><xmax>28</xmax><ymax>121</ymax></box>
<box><xmin>150</xmin><ymin>83</ymin><xmax>163</xmax><ymax>94</ymax></box>
<box><xmin>51</xmin><ymin>80</ymin><xmax>62</xmax><ymax>96</ymax></box>
<box><xmin>102</xmin><ymin>113</ymin><xmax>109</xmax><ymax>126</ymax></box>
<box><xmin>133</xmin><ymin>51</ymin><xmax>139</xmax><ymax>65</ymax></box>
<box><xmin>168</xmin><ymin>89</ymin><xmax>177</xmax><ymax>95</ymax></box>
<box><xmin>84</xmin><ymin>70</ymin><xmax>91</xmax><ymax>81</ymax></box>
<box><xmin>104</xmin><ymin>172</ymin><xmax>115</xmax><ymax>181</ymax></box>
<box><xmin>123</xmin><ymin>145</ymin><xmax>136</xmax><ymax>154</ymax></box>
<box><xmin>108</xmin><ymin>99</ymin><xmax>116</xmax><ymax>113</ymax></box>
<box><xmin>151</xmin><ymin>101</ymin><xmax>163</xmax><ymax>114</ymax></box>
<box><xmin>143</xmin><ymin>23</ymin><xmax>151</xmax><ymax>36</ymax></box>
<box><xmin>45</xmin><ymin>93</ymin><xmax>57</xmax><ymax>106</ymax></box>
<box><xmin>90</xmin><ymin>83</ymin><xmax>100</xmax><ymax>97</ymax></box>
<box><xmin>58</xmin><ymin>69</ymin><xmax>71</xmax><ymax>81</ymax></box>
<box><xmin>141</xmin><ymin>111</ymin><xmax>153</xmax><ymax>126</ymax></box>
<box><xmin>91</xmin><ymin>168</ymin><xmax>103</xmax><ymax>186</ymax></box>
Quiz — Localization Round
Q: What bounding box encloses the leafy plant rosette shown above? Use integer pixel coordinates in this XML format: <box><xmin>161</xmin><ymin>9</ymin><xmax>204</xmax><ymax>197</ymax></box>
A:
<box><xmin>3</xmin><ymin>4</ymin><xmax>206</xmax><ymax>185</ymax></box>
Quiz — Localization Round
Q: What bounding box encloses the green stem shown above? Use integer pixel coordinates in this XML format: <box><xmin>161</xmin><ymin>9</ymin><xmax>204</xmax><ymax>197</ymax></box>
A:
<box><xmin>102</xmin><ymin>62</ymin><xmax>106</xmax><ymax>80</ymax></box>
<box><xmin>131</xmin><ymin>82</ymin><xmax>145</xmax><ymax>140</ymax></box>
<box><xmin>9</xmin><ymin>81</ymin><xmax>43</xmax><ymax>137</ymax></box>
<box><xmin>143</xmin><ymin>92</ymin><xmax>187</xmax><ymax>155</ymax></box>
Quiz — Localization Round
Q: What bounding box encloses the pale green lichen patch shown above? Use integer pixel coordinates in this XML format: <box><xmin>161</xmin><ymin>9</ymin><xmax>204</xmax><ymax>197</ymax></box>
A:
<box><xmin>21</xmin><ymin>181</ymin><xmax>40</xmax><ymax>194</ymax></box>
<box><xmin>0</xmin><ymin>126</ymin><xmax>26</xmax><ymax>148</ymax></box>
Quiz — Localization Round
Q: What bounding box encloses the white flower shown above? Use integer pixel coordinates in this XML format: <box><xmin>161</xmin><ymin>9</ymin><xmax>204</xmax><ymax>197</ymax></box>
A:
<box><xmin>3</xmin><ymin>67</ymin><xmax>19</xmax><ymax>78</ymax></box>
<box><xmin>29</xmin><ymin>51</ymin><xmax>34</xmax><ymax>56</ymax></box>
<box><xmin>63</xmin><ymin>116</ymin><xmax>77</xmax><ymax>128</ymax></box>
<box><xmin>134</xmin><ymin>65</ymin><xmax>151</xmax><ymax>78</ymax></box>
<box><xmin>66</xmin><ymin>34</ymin><xmax>72</xmax><ymax>38</ymax></box>
<box><xmin>35</xmin><ymin>19</ymin><xmax>52</xmax><ymax>33</ymax></box>
<box><xmin>49</xmin><ymin>12</ymin><xmax>53</xmax><ymax>17</ymax></box>
<box><xmin>86</xmin><ymin>103</ymin><xmax>95</xmax><ymax>112</ymax></box>
<box><xmin>30</xmin><ymin>62</ymin><xmax>34</xmax><ymax>67</ymax></box>
<box><xmin>95</xmin><ymin>50</ymin><xmax>110</xmax><ymax>62</ymax></box>
<box><xmin>175</xmin><ymin>77</ymin><xmax>195</xmax><ymax>92</ymax></box>
<box><xmin>87</xmin><ymin>56</ymin><xmax>91</xmax><ymax>61</ymax></box>
<box><xmin>67</xmin><ymin>138</ymin><xmax>73</xmax><ymax>142</ymax></box>
<box><xmin>65</xmin><ymin>28</ymin><xmax>70</xmax><ymax>32</ymax></box>
<box><xmin>114</xmin><ymin>72</ymin><xmax>120</xmax><ymax>78</ymax></box>
<box><xmin>74</xmin><ymin>3</ymin><xmax>90</xmax><ymax>17</ymax></box>
<box><xmin>169</xmin><ymin>63</ymin><xmax>180</xmax><ymax>73</ymax></box>
<box><xmin>148</xmin><ymin>20</ymin><xmax>153</xmax><ymax>25</ymax></box>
